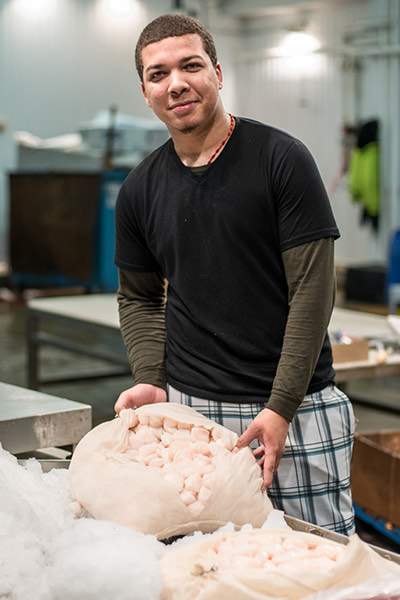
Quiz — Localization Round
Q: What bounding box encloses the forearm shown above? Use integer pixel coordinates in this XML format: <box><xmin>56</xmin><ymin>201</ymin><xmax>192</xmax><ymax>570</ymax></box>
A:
<box><xmin>118</xmin><ymin>269</ymin><xmax>167</xmax><ymax>389</ymax></box>
<box><xmin>266</xmin><ymin>238</ymin><xmax>335</xmax><ymax>422</ymax></box>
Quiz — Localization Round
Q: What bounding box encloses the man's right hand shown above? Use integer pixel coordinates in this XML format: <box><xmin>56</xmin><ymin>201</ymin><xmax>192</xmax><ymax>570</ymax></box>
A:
<box><xmin>114</xmin><ymin>383</ymin><xmax>167</xmax><ymax>414</ymax></box>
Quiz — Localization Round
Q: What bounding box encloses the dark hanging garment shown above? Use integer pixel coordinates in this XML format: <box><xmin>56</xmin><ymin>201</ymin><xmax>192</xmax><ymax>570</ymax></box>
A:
<box><xmin>357</xmin><ymin>119</ymin><xmax>378</xmax><ymax>149</ymax></box>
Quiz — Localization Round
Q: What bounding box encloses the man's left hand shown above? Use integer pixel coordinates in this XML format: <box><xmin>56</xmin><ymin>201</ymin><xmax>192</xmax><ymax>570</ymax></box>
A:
<box><xmin>236</xmin><ymin>408</ymin><xmax>289</xmax><ymax>490</ymax></box>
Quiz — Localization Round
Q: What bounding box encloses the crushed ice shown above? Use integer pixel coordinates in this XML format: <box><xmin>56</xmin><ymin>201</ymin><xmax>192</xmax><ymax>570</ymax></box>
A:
<box><xmin>0</xmin><ymin>445</ymin><xmax>164</xmax><ymax>600</ymax></box>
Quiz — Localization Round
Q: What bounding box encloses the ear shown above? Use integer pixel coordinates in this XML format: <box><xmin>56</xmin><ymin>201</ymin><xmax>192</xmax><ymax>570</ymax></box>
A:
<box><xmin>141</xmin><ymin>81</ymin><xmax>151</xmax><ymax>107</ymax></box>
<box><xmin>216</xmin><ymin>63</ymin><xmax>223</xmax><ymax>89</ymax></box>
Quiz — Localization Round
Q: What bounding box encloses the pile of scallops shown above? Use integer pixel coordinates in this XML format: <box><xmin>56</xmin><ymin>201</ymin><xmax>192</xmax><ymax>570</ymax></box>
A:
<box><xmin>125</xmin><ymin>412</ymin><xmax>236</xmax><ymax>516</ymax></box>
<box><xmin>193</xmin><ymin>530</ymin><xmax>347</xmax><ymax>574</ymax></box>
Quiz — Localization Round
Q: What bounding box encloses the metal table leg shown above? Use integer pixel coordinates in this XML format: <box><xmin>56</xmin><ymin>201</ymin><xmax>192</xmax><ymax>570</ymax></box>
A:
<box><xmin>26</xmin><ymin>310</ymin><xmax>39</xmax><ymax>390</ymax></box>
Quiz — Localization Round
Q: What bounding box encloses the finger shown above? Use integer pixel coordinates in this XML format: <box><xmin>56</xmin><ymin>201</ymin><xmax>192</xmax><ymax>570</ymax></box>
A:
<box><xmin>114</xmin><ymin>395</ymin><xmax>127</xmax><ymax>414</ymax></box>
<box><xmin>262</xmin><ymin>451</ymin><xmax>277</xmax><ymax>490</ymax></box>
<box><xmin>236</xmin><ymin>425</ymin><xmax>258</xmax><ymax>449</ymax></box>
<box><xmin>114</xmin><ymin>398</ymin><xmax>123</xmax><ymax>414</ymax></box>
<box><xmin>256</xmin><ymin>451</ymin><xmax>265</xmax><ymax>463</ymax></box>
<box><xmin>275</xmin><ymin>451</ymin><xmax>283</xmax><ymax>470</ymax></box>
<box><xmin>253</xmin><ymin>445</ymin><xmax>265</xmax><ymax>457</ymax></box>
<box><xmin>114</xmin><ymin>391</ymin><xmax>134</xmax><ymax>414</ymax></box>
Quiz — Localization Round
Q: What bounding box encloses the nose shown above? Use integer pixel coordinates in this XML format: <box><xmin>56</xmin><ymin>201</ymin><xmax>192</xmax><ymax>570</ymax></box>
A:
<box><xmin>168</xmin><ymin>69</ymin><xmax>190</xmax><ymax>97</ymax></box>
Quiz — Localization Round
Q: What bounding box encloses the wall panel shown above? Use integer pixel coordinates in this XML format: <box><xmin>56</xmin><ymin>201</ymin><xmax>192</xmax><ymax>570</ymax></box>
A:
<box><xmin>235</xmin><ymin>0</ymin><xmax>399</xmax><ymax>263</ymax></box>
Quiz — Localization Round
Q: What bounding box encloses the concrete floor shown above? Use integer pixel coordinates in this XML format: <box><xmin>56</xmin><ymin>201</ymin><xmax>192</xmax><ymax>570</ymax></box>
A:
<box><xmin>1</xmin><ymin>295</ymin><xmax>400</xmax><ymax>552</ymax></box>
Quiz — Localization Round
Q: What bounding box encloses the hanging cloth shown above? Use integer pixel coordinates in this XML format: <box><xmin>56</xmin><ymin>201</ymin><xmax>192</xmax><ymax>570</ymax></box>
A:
<box><xmin>349</xmin><ymin>119</ymin><xmax>380</xmax><ymax>232</ymax></box>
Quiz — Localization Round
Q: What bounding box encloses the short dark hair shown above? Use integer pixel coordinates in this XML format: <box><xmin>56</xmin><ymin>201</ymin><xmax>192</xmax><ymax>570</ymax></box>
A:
<box><xmin>135</xmin><ymin>14</ymin><xmax>218</xmax><ymax>82</ymax></box>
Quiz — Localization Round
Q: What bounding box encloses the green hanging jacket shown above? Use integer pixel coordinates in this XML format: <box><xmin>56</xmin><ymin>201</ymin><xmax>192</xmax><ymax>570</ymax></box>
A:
<box><xmin>349</xmin><ymin>142</ymin><xmax>380</xmax><ymax>217</ymax></box>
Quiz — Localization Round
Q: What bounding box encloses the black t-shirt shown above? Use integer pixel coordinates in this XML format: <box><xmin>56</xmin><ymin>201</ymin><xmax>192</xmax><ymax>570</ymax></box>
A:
<box><xmin>115</xmin><ymin>117</ymin><xmax>339</xmax><ymax>403</ymax></box>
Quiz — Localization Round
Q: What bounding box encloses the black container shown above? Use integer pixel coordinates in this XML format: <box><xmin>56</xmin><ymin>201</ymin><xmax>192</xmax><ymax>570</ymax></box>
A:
<box><xmin>345</xmin><ymin>264</ymin><xmax>387</xmax><ymax>305</ymax></box>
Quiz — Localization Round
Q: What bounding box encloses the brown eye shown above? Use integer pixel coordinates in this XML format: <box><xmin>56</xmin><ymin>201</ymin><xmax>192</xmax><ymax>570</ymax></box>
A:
<box><xmin>185</xmin><ymin>63</ymin><xmax>201</xmax><ymax>71</ymax></box>
<box><xmin>150</xmin><ymin>71</ymin><xmax>165</xmax><ymax>82</ymax></box>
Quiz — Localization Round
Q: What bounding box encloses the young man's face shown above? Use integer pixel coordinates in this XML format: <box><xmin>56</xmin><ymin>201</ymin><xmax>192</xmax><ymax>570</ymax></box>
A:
<box><xmin>140</xmin><ymin>33</ymin><xmax>223</xmax><ymax>133</ymax></box>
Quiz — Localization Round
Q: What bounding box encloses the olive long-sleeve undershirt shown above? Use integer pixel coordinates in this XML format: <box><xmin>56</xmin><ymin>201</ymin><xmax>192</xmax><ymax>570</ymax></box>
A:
<box><xmin>118</xmin><ymin>269</ymin><xmax>167</xmax><ymax>391</ymax></box>
<box><xmin>117</xmin><ymin>237</ymin><xmax>335</xmax><ymax>423</ymax></box>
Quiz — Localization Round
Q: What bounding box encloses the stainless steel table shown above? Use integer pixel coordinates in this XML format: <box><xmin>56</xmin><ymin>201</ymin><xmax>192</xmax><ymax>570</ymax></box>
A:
<box><xmin>26</xmin><ymin>294</ymin><xmax>129</xmax><ymax>389</ymax></box>
<box><xmin>331</xmin><ymin>307</ymin><xmax>400</xmax><ymax>383</ymax></box>
<box><xmin>0</xmin><ymin>382</ymin><xmax>92</xmax><ymax>453</ymax></box>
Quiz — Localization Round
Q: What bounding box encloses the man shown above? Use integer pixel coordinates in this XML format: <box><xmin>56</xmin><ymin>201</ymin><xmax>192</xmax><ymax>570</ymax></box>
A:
<box><xmin>114</xmin><ymin>14</ymin><xmax>355</xmax><ymax>535</ymax></box>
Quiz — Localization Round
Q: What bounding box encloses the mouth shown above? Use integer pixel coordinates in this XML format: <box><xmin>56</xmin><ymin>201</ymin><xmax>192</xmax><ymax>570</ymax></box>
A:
<box><xmin>169</xmin><ymin>100</ymin><xmax>198</xmax><ymax>114</ymax></box>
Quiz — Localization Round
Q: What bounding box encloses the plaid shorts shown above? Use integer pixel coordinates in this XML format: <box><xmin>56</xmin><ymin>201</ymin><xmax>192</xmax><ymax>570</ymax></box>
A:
<box><xmin>167</xmin><ymin>383</ymin><xmax>355</xmax><ymax>535</ymax></box>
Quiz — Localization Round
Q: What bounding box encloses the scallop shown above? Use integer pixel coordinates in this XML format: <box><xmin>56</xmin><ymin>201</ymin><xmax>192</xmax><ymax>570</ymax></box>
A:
<box><xmin>184</xmin><ymin>473</ymin><xmax>202</xmax><ymax>493</ymax></box>
<box><xmin>128</xmin><ymin>434</ymin><xmax>144</xmax><ymax>450</ymax></box>
<box><xmin>212</xmin><ymin>427</ymin><xmax>235</xmax><ymax>450</ymax></box>
<box><xmin>180</xmin><ymin>490</ymin><xmax>196</xmax><ymax>506</ymax></box>
<box><xmin>189</xmin><ymin>500</ymin><xmax>205</xmax><ymax>514</ymax></box>
<box><xmin>164</xmin><ymin>418</ymin><xmax>178</xmax><ymax>433</ymax></box>
<box><xmin>197</xmin><ymin>463</ymin><xmax>215</xmax><ymax>475</ymax></box>
<box><xmin>198</xmin><ymin>486</ymin><xmax>212</xmax><ymax>504</ymax></box>
<box><xmin>147</xmin><ymin>456</ymin><xmax>165</xmax><ymax>468</ymax></box>
<box><xmin>192</xmin><ymin>442</ymin><xmax>212</xmax><ymax>456</ymax></box>
<box><xmin>175</xmin><ymin>462</ymin><xmax>193</xmax><ymax>478</ymax></box>
<box><xmin>127</xmin><ymin>412</ymin><xmax>138</xmax><ymax>429</ymax></box>
<box><xmin>173</xmin><ymin>429</ymin><xmax>191</xmax><ymax>441</ymax></box>
<box><xmin>202</xmin><ymin>473</ymin><xmax>215</xmax><ymax>487</ymax></box>
<box><xmin>164</xmin><ymin>471</ymin><xmax>184</xmax><ymax>492</ymax></box>
<box><xmin>173</xmin><ymin>448</ymin><xmax>193</xmax><ymax>463</ymax></box>
<box><xmin>135</xmin><ymin>426</ymin><xmax>158</xmax><ymax>445</ymax></box>
<box><xmin>149</xmin><ymin>415</ymin><xmax>164</xmax><ymax>428</ymax></box>
<box><xmin>191</xmin><ymin>426</ymin><xmax>210</xmax><ymax>443</ymax></box>
<box><xmin>151</xmin><ymin>427</ymin><xmax>163</xmax><ymax>441</ymax></box>
<box><xmin>169</xmin><ymin>440</ymin><xmax>189</xmax><ymax>454</ymax></box>
<box><xmin>160</xmin><ymin>447</ymin><xmax>173</xmax><ymax>463</ymax></box>
<box><xmin>161</xmin><ymin>432</ymin><xmax>173</xmax><ymax>447</ymax></box>
<box><xmin>208</xmin><ymin>442</ymin><xmax>221</xmax><ymax>456</ymax></box>
<box><xmin>138</xmin><ymin>442</ymin><xmax>159</xmax><ymax>459</ymax></box>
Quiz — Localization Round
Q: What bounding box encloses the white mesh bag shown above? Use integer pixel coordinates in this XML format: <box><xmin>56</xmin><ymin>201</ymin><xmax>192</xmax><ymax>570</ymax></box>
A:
<box><xmin>69</xmin><ymin>403</ymin><xmax>272</xmax><ymax>539</ymax></box>
<box><xmin>161</xmin><ymin>528</ymin><xmax>400</xmax><ymax>599</ymax></box>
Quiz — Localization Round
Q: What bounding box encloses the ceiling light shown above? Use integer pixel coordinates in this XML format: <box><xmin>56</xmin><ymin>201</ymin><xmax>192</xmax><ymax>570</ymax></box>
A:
<box><xmin>102</xmin><ymin>0</ymin><xmax>134</xmax><ymax>19</ymax></box>
<box><xmin>278</xmin><ymin>31</ymin><xmax>321</xmax><ymax>57</ymax></box>
<box><xmin>12</xmin><ymin>0</ymin><xmax>56</xmax><ymax>20</ymax></box>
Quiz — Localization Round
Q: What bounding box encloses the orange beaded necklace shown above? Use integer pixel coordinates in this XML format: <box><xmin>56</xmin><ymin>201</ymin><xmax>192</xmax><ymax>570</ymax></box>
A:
<box><xmin>206</xmin><ymin>114</ymin><xmax>235</xmax><ymax>165</ymax></box>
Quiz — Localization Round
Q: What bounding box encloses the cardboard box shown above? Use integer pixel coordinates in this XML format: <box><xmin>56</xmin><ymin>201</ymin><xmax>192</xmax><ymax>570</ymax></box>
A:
<box><xmin>351</xmin><ymin>431</ymin><xmax>400</xmax><ymax>527</ymax></box>
<box><xmin>332</xmin><ymin>338</ymin><xmax>369</xmax><ymax>363</ymax></box>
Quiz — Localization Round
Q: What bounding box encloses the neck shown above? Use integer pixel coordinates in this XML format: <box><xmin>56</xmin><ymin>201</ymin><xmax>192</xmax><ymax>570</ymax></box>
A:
<box><xmin>170</xmin><ymin>105</ymin><xmax>230</xmax><ymax>167</ymax></box>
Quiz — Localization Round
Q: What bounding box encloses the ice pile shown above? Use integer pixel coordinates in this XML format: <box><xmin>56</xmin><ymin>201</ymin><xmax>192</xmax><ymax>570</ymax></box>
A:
<box><xmin>70</xmin><ymin>403</ymin><xmax>271</xmax><ymax>538</ymax></box>
<box><xmin>47</xmin><ymin>519</ymin><xmax>164</xmax><ymax>600</ymax></box>
<box><xmin>0</xmin><ymin>446</ymin><xmax>164</xmax><ymax>600</ymax></box>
